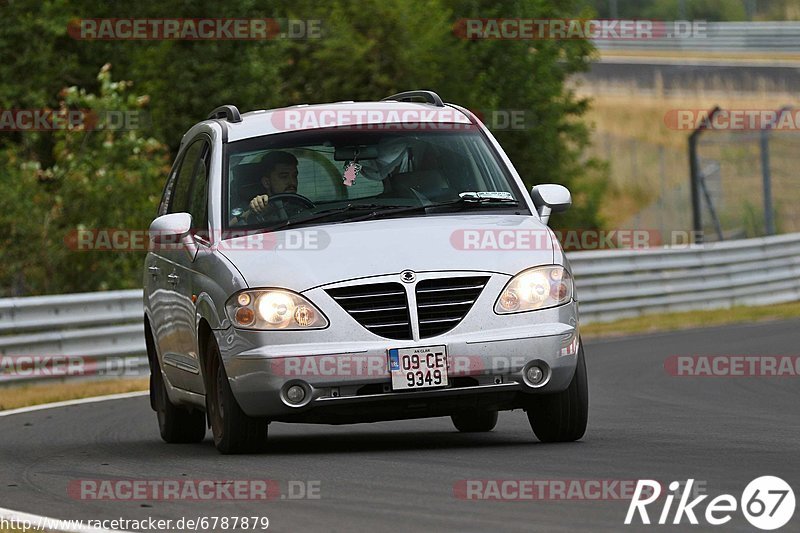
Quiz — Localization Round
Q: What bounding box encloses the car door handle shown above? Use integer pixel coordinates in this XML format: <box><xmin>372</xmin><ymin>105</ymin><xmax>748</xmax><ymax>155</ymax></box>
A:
<box><xmin>167</xmin><ymin>273</ymin><xmax>180</xmax><ymax>285</ymax></box>
<box><xmin>148</xmin><ymin>266</ymin><xmax>160</xmax><ymax>276</ymax></box>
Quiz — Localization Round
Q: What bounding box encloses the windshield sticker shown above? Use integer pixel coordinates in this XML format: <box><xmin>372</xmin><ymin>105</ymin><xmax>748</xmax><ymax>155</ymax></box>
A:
<box><xmin>459</xmin><ymin>191</ymin><xmax>515</xmax><ymax>200</ymax></box>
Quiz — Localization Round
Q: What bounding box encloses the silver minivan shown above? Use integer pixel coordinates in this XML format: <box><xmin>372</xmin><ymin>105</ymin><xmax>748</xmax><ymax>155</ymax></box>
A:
<box><xmin>144</xmin><ymin>90</ymin><xmax>587</xmax><ymax>454</ymax></box>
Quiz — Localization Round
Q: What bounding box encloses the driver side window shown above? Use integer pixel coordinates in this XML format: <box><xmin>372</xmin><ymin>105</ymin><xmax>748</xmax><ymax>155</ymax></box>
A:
<box><xmin>169</xmin><ymin>139</ymin><xmax>207</xmax><ymax>214</ymax></box>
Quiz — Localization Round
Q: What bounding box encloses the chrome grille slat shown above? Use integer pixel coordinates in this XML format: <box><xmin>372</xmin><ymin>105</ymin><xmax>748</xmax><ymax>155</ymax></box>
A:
<box><xmin>416</xmin><ymin>284</ymin><xmax>486</xmax><ymax>293</ymax></box>
<box><xmin>416</xmin><ymin>276</ymin><xmax>489</xmax><ymax>338</ymax></box>
<box><xmin>417</xmin><ymin>300</ymin><xmax>475</xmax><ymax>309</ymax></box>
<box><xmin>325</xmin><ymin>282</ymin><xmax>412</xmax><ymax>340</ymax></box>
<box><xmin>419</xmin><ymin>317</ymin><xmax>462</xmax><ymax>324</ymax></box>
<box><xmin>331</xmin><ymin>291</ymin><xmax>405</xmax><ymax>300</ymax></box>
<box><xmin>366</xmin><ymin>322</ymin><xmax>411</xmax><ymax>329</ymax></box>
<box><xmin>327</xmin><ymin>275</ymin><xmax>489</xmax><ymax>340</ymax></box>
<box><xmin>349</xmin><ymin>305</ymin><xmax>408</xmax><ymax>313</ymax></box>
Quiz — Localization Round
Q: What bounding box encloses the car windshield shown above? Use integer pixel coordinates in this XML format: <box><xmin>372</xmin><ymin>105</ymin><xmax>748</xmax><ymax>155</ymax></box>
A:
<box><xmin>225</xmin><ymin>126</ymin><xmax>527</xmax><ymax>230</ymax></box>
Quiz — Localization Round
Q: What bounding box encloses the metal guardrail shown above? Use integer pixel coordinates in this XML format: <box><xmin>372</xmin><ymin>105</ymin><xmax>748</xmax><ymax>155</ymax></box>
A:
<box><xmin>2</xmin><ymin>232</ymin><xmax>799</xmax><ymax>384</ymax></box>
<box><xmin>571</xmin><ymin>232</ymin><xmax>800</xmax><ymax>321</ymax></box>
<box><xmin>0</xmin><ymin>291</ymin><xmax>147</xmax><ymax>385</ymax></box>
<box><xmin>594</xmin><ymin>21</ymin><xmax>800</xmax><ymax>53</ymax></box>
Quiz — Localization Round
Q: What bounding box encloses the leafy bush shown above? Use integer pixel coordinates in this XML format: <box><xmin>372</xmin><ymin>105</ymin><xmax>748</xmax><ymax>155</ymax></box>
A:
<box><xmin>0</xmin><ymin>66</ymin><xmax>170</xmax><ymax>296</ymax></box>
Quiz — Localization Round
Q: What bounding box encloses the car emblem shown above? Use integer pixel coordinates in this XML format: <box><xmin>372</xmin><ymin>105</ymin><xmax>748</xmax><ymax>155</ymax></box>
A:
<box><xmin>400</xmin><ymin>270</ymin><xmax>416</xmax><ymax>283</ymax></box>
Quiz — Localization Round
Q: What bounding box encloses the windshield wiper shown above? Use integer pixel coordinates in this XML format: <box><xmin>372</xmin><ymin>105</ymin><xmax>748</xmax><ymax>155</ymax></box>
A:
<box><xmin>262</xmin><ymin>203</ymin><xmax>415</xmax><ymax>231</ymax></box>
<box><xmin>262</xmin><ymin>195</ymin><xmax>521</xmax><ymax>230</ymax></box>
<box><xmin>431</xmin><ymin>195</ymin><xmax>520</xmax><ymax>210</ymax></box>
<box><xmin>343</xmin><ymin>196</ymin><xmax>520</xmax><ymax>223</ymax></box>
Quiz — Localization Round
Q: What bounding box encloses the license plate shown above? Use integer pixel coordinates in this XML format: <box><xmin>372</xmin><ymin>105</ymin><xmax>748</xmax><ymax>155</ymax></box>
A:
<box><xmin>388</xmin><ymin>345</ymin><xmax>448</xmax><ymax>390</ymax></box>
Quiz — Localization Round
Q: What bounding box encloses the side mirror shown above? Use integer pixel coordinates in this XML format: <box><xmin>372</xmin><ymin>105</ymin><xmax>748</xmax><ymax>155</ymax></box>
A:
<box><xmin>149</xmin><ymin>212</ymin><xmax>192</xmax><ymax>243</ymax></box>
<box><xmin>530</xmin><ymin>184</ymin><xmax>571</xmax><ymax>225</ymax></box>
<box><xmin>149</xmin><ymin>212</ymin><xmax>198</xmax><ymax>260</ymax></box>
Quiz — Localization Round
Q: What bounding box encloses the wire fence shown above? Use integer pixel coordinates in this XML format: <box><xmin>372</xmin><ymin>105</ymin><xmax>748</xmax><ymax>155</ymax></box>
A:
<box><xmin>589</xmin><ymin>126</ymin><xmax>800</xmax><ymax>242</ymax></box>
<box><xmin>694</xmin><ymin>129</ymin><xmax>800</xmax><ymax>239</ymax></box>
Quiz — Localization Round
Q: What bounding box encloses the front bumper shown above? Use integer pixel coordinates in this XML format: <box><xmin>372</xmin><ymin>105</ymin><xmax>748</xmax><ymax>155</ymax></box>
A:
<box><xmin>218</xmin><ymin>295</ymin><xmax>580</xmax><ymax>421</ymax></box>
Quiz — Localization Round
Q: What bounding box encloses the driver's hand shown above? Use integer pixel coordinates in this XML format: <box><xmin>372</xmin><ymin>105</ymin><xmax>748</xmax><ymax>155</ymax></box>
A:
<box><xmin>249</xmin><ymin>194</ymin><xmax>269</xmax><ymax>214</ymax></box>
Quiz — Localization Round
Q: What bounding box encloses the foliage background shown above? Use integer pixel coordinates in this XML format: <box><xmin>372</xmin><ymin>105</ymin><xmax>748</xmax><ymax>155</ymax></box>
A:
<box><xmin>2</xmin><ymin>0</ymin><xmax>764</xmax><ymax>295</ymax></box>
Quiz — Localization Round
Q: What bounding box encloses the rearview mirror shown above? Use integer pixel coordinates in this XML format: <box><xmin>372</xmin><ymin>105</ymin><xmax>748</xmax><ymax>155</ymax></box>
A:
<box><xmin>334</xmin><ymin>145</ymin><xmax>379</xmax><ymax>161</ymax></box>
<box><xmin>530</xmin><ymin>184</ymin><xmax>571</xmax><ymax>225</ymax></box>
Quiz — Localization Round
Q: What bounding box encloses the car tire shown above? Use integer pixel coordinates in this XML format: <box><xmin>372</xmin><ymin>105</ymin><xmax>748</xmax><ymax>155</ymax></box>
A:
<box><xmin>451</xmin><ymin>410</ymin><xmax>498</xmax><ymax>432</ymax></box>
<box><xmin>151</xmin><ymin>357</ymin><xmax>207</xmax><ymax>444</ymax></box>
<box><xmin>526</xmin><ymin>341</ymin><xmax>588</xmax><ymax>443</ymax></box>
<box><xmin>207</xmin><ymin>339</ymin><xmax>268</xmax><ymax>454</ymax></box>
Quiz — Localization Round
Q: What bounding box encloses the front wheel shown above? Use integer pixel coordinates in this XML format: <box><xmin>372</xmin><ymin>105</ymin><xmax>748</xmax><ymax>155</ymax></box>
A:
<box><xmin>207</xmin><ymin>339</ymin><xmax>268</xmax><ymax>454</ymax></box>
<box><xmin>526</xmin><ymin>341</ymin><xmax>588</xmax><ymax>442</ymax></box>
<box><xmin>451</xmin><ymin>410</ymin><xmax>498</xmax><ymax>432</ymax></box>
<box><xmin>151</xmin><ymin>358</ymin><xmax>206</xmax><ymax>444</ymax></box>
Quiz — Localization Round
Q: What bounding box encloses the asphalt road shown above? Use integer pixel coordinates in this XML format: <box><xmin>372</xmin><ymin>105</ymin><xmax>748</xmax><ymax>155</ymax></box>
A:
<box><xmin>1</xmin><ymin>320</ymin><xmax>798</xmax><ymax>532</ymax></box>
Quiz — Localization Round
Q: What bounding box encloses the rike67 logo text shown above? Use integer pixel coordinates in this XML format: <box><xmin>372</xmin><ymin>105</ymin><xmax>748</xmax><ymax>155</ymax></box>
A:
<box><xmin>626</xmin><ymin>477</ymin><xmax>795</xmax><ymax>530</ymax></box>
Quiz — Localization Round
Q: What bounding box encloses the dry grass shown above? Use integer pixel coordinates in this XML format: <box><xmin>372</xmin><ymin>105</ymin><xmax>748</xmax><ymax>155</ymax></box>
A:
<box><xmin>585</xmin><ymin>92</ymin><xmax>797</xmax><ymax>150</ymax></box>
<box><xmin>0</xmin><ymin>378</ymin><xmax>148</xmax><ymax>411</ymax></box>
<box><xmin>582</xmin><ymin>300</ymin><xmax>800</xmax><ymax>339</ymax></box>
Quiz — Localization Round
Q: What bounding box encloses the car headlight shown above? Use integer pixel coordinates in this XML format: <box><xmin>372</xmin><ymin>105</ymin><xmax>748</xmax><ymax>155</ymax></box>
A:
<box><xmin>494</xmin><ymin>266</ymin><xmax>573</xmax><ymax>314</ymax></box>
<box><xmin>226</xmin><ymin>289</ymin><xmax>329</xmax><ymax>330</ymax></box>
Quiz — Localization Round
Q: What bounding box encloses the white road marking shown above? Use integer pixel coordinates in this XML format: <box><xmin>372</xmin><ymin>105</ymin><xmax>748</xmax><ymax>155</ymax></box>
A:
<box><xmin>0</xmin><ymin>392</ymin><xmax>149</xmax><ymax>531</ymax></box>
<box><xmin>0</xmin><ymin>391</ymin><xmax>148</xmax><ymax>418</ymax></box>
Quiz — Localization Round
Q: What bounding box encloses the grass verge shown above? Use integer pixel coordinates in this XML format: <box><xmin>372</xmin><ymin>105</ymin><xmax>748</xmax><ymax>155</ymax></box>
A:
<box><xmin>0</xmin><ymin>378</ymin><xmax>148</xmax><ymax>411</ymax></box>
<box><xmin>582</xmin><ymin>301</ymin><xmax>800</xmax><ymax>339</ymax></box>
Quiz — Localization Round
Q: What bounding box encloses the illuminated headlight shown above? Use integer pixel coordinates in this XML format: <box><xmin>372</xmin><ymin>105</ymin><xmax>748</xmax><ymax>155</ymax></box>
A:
<box><xmin>226</xmin><ymin>290</ymin><xmax>328</xmax><ymax>330</ymax></box>
<box><xmin>494</xmin><ymin>266</ymin><xmax>573</xmax><ymax>314</ymax></box>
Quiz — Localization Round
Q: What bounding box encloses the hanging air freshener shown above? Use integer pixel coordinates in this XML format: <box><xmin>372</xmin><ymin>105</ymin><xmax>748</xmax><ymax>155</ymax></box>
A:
<box><xmin>342</xmin><ymin>149</ymin><xmax>361</xmax><ymax>187</ymax></box>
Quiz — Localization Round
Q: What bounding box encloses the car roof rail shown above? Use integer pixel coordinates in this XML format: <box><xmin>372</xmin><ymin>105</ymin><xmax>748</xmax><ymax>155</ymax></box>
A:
<box><xmin>207</xmin><ymin>105</ymin><xmax>243</xmax><ymax>123</ymax></box>
<box><xmin>381</xmin><ymin>90</ymin><xmax>444</xmax><ymax>107</ymax></box>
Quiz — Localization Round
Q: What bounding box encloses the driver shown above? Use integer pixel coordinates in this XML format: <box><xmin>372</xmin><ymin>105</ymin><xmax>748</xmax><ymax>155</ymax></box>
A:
<box><xmin>232</xmin><ymin>151</ymin><xmax>299</xmax><ymax>225</ymax></box>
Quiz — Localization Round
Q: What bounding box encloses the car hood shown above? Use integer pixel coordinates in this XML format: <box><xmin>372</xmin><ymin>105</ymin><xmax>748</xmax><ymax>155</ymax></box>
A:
<box><xmin>218</xmin><ymin>214</ymin><xmax>555</xmax><ymax>291</ymax></box>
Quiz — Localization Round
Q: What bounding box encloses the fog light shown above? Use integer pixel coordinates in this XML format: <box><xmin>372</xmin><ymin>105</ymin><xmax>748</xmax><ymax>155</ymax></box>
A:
<box><xmin>526</xmin><ymin>365</ymin><xmax>545</xmax><ymax>386</ymax></box>
<box><xmin>286</xmin><ymin>385</ymin><xmax>306</xmax><ymax>404</ymax></box>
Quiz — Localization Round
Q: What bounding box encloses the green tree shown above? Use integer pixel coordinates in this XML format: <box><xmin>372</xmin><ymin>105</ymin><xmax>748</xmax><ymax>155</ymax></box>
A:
<box><xmin>0</xmin><ymin>65</ymin><xmax>170</xmax><ymax>295</ymax></box>
<box><xmin>1</xmin><ymin>0</ymin><xmax>606</xmax><ymax>294</ymax></box>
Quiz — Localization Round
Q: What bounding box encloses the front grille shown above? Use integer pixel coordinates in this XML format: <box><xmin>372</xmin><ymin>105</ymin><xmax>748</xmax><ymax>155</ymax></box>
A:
<box><xmin>326</xmin><ymin>282</ymin><xmax>412</xmax><ymax>340</ymax></box>
<box><xmin>416</xmin><ymin>276</ymin><xmax>489</xmax><ymax>338</ymax></box>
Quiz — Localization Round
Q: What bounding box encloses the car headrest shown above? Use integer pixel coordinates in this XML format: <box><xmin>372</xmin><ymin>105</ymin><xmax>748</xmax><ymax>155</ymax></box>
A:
<box><xmin>392</xmin><ymin>169</ymin><xmax>447</xmax><ymax>190</ymax></box>
<box><xmin>232</xmin><ymin>162</ymin><xmax>268</xmax><ymax>205</ymax></box>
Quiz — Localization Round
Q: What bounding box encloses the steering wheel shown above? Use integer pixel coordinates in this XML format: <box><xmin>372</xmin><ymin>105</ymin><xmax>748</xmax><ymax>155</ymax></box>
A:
<box><xmin>249</xmin><ymin>193</ymin><xmax>316</xmax><ymax>224</ymax></box>
<box><xmin>268</xmin><ymin>193</ymin><xmax>316</xmax><ymax>210</ymax></box>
